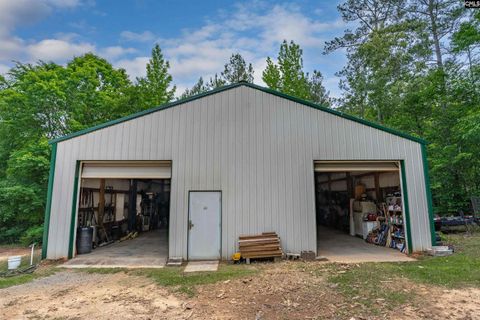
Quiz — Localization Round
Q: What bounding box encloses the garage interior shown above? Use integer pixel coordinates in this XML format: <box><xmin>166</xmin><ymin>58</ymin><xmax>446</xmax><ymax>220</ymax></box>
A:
<box><xmin>64</xmin><ymin>162</ymin><xmax>171</xmax><ymax>268</ymax></box>
<box><xmin>315</xmin><ymin>161</ymin><xmax>414</xmax><ymax>262</ymax></box>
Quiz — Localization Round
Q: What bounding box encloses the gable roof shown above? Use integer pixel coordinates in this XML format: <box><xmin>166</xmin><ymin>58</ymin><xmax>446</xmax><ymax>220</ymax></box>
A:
<box><xmin>50</xmin><ymin>82</ymin><xmax>426</xmax><ymax>145</ymax></box>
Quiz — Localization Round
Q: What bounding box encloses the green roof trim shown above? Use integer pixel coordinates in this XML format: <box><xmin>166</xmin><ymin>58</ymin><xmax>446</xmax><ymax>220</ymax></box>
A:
<box><xmin>50</xmin><ymin>82</ymin><xmax>427</xmax><ymax>145</ymax></box>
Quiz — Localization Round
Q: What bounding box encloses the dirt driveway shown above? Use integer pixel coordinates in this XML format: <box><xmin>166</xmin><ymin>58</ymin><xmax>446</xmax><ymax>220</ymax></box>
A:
<box><xmin>1</xmin><ymin>263</ymin><xmax>479</xmax><ymax>320</ymax></box>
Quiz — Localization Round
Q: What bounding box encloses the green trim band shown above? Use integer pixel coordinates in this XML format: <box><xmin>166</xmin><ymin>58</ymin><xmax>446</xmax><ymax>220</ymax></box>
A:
<box><xmin>421</xmin><ymin>144</ymin><xmax>436</xmax><ymax>246</ymax></box>
<box><xmin>68</xmin><ymin>161</ymin><xmax>81</xmax><ymax>259</ymax></box>
<box><xmin>50</xmin><ymin>82</ymin><xmax>427</xmax><ymax>145</ymax></box>
<box><xmin>400</xmin><ymin>160</ymin><xmax>413</xmax><ymax>253</ymax></box>
<box><xmin>41</xmin><ymin>143</ymin><xmax>57</xmax><ymax>259</ymax></box>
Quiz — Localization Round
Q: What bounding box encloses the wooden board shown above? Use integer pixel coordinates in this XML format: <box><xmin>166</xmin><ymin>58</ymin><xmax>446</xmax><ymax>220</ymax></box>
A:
<box><xmin>238</xmin><ymin>232</ymin><xmax>283</xmax><ymax>260</ymax></box>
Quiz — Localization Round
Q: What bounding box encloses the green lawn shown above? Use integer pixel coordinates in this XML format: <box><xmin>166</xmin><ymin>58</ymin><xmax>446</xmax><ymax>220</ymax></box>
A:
<box><xmin>0</xmin><ymin>250</ymin><xmax>56</xmax><ymax>289</ymax></box>
<box><xmin>132</xmin><ymin>264</ymin><xmax>257</xmax><ymax>296</ymax></box>
<box><xmin>324</xmin><ymin>232</ymin><xmax>480</xmax><ymax>315</ymax></box>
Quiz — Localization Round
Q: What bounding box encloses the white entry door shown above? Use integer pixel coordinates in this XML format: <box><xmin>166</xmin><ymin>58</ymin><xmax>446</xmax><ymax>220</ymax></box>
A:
<box><xmin>188</xmin><ymin>191</ymin><xmax>221</xmax><ymax>260</ymax></box>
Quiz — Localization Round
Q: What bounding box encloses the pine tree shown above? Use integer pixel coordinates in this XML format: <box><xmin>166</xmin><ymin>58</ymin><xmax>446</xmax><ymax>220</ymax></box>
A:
<box><xmin>179</xmin><ymin>77</ymin><xmax>208</xmax><ymax>99</ymax></box>
<box><xmin>180</xmin><ymin>53</ymin><xmax>253</xmax><ymax>98</ymax></box>
<box><xmin>308</xmin><ymin>70</ymin><xmax>331</xmax><ymax>106</ymax></box>
<box><xmin>136</xmin><ymin>44</ymin><xmax>175</xmax><ymax>108</ymax></box>
<box><xmin>262</xmin><ymin>40</ymin><xmax>330</xmax><ymax>104</ymax></box>
<box><xmin>221</xmin><ymin>53</ymin><xmax>254</xmax><ymax>83</ymax></box>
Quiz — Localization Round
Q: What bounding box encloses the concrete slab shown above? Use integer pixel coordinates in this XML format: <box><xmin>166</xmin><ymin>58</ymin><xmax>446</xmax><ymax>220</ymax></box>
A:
<box><xmin>61</xmin><ymin>229</ymin><xmax>168</xmax><ymax>269</ymax></box>
<box><xmin>184</xmin><ymin>261</ymin><xmax>219</xmax><ymax>272</ymax></box>
<box><xmin>317</xmin><ymin>226</ymin><xmax>415</xmax><ymax>263</ymax></box>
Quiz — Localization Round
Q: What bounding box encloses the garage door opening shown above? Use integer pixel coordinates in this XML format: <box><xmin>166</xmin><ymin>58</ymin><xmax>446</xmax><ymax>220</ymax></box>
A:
<box><xmin>314</xmin><ymin>161</ymin><xmax>413</xmax><ymax>262</ymax></box>
<box><xmin>65</xmin><ymin>161</ymin><xmax>171</xmax><ymax>268</ymax></box>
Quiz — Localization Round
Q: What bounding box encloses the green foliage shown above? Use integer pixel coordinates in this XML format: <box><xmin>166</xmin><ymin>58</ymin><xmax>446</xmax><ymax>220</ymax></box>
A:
<box><xmin>20</xmin><ymin>225</ymin><xmax>44</xmax><ymax>246</ymax></box>
<box><xmin>328</xmin><ymin>0</ymin><xmax>478</xmax><ymax>214</ymax></box>
<box><xmin>221</xmin><ymin>53</ymin><xmax>254</xmax><ymax>83</ymax></box>
<box><xmin>135</xmin><ymin>44</ymin><xmax>176</xmax><ymax>109</ymax></box>
<box><xmin>65</xmin><ymin>53</ymin><xmax>133</xmax><ymax>131</ymax></box>
<box><xmin>263</xmin><ymin>40</ymin><xmax>331</xmax><ymax>105</ymax></box>
<box><xmin>0</xmin><ymin>45</ymin><xmax>175</xmax><ymax>244</ymax></box>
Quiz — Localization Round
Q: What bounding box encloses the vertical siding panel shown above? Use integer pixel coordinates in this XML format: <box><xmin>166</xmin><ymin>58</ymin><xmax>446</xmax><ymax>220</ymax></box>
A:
<box><xmin>265</xmin><ymin>93</ymin><xmax>272</xmax><ymax>232</ymax></box>
<box><xmin>219</xmin><ymin>92</ymin><xmax>227</xmax><ymax>257</ymax></box>
<box><xmin>227</xmin><ymin>89</ymin><xmax>236</xmax><ymax>254</ymax></box>
<box><xmin>143</xmin><ymin>115</ymin><xmax>152</xmax><ymax>160</ymax></box>
<box><xmin>256</xmin><ymin>90</ymin><xmax>265</xmax><ymax>232</ymax></box>
<box><xmin>213</xmin><ymin>94</ymin><xmax>222</xmax><ymax>189</ymax></box>
<box><xmin>127</xmin><ymin>118</ymin><xmax>137</xmax><ymax>159</ymax></box>
<box><xmin>150</xmin><ymin>113</ymin><xmax>159</xmax><ymax>159</ymax></box>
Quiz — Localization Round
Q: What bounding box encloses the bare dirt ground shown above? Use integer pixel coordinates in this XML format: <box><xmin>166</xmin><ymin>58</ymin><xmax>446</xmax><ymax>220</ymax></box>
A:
<box><xmin>1</xmin><ymin>262</ymin><xmax>479</xmax><ymax>320</ymax></box>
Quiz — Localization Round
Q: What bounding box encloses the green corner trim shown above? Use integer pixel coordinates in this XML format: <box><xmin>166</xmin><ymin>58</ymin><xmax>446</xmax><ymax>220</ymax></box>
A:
<box><xmin>68</xmin><ymin>161</ymin><xmax>81</xmax><ymax>259</ymax></box>
<box><xmin>421</xmin><ymin>144</ymin><xmax>436</xmax><ymax>246</ymax></box>
<box><xmin>400</xmin><ymin>160</ymin><xmax>413</xmax><ymax>254</ymax></box>
<box><xmin>42</xmin><ymin>143</ymin><xmax>57</xmax><ymax>259</ymax></box>
<box><xmin>49</xmin><ymin>83</ymin><xmax>427</xmax><ymax>145</ymax></box>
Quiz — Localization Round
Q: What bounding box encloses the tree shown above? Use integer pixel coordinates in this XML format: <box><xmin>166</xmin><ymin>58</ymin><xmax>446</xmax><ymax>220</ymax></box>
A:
<box><xmin>66</xmin><ymin>53</ymin><xmax>133</xmax><ymax>131</ymax></box>
<box><xmin>0</xmin><ymin>55</ymin><xmax>136</xmax><ymax>244</ymax></box>
<box><xmin>308</xmin><ymin>70</ymin><xmax>331</xmax><ymax>106</ymax></box>
<box><xmin>136</xmin><ymin>44</ymin><xmax>176</xmax><ymax>109</ymax></box>
<box><xmin>179</xmin><ymin>77</ymin><xmax>209</xmax><ymax>99</ymax></box>
<box><xmin>263</xmin><ymin>40</ymin><xmax>330</xmax><ymax>105</ymax></box>
<box><xmin>326</xmin><ymin>0</ymin><xmax>480</xmax><ymax>214</ymax></box>
<box><xmin>221</xmin><ymin>53</ymin><xmax>254</xmax><ymax>83</ymax></box>
<box><xmin>180</xmin><ymin>53</ymin><xmax>253</xmax><ymax>98</ymax></box>
<box><xmin>451</xmin><ymin>11</ymin><xmax>480</xmax><ymax>77</ymax></box>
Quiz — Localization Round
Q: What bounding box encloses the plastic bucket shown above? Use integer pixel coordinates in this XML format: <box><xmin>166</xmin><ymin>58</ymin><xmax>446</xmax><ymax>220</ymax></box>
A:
<box><xmin>7</xmin><ymin>256</ymin><xmax>22</xmax><ymax>270</ymax></box>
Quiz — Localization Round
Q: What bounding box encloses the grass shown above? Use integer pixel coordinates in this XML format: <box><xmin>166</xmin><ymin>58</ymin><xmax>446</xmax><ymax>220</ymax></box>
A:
<box><xmin>134</xmin><ymin>264</ymin><xmax>257</xmax><ymax>296</ymax></box>
<box><xmin>0</xmin><ymin>251</ymin><xmax>56</xmax><ymax>289</ymax></box>
<box><xmin>324</xmin><ymin>232</ymin><xmax>480</xmax><ymax>314</ymax></box>
<box><xmin>84</xmin><ymin>263</ymin><xmax>258</xmax><ymax>296</ymax></box>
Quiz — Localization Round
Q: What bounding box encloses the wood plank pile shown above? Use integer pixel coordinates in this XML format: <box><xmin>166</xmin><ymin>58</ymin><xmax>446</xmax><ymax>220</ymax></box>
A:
<box><xmin>238</xmin><ymin>232</ymin><xmax>283</xmax><ymax>263</ymax></box>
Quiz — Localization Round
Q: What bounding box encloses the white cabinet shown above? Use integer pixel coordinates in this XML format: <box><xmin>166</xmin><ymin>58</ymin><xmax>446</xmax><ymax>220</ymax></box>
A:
<box><xmin>352</xmin><ymin>201</ymin><xmax>377</xmax><ymax>238</ymax></box>
<box><xmin>362</xmin><ymin>221</ymin><xmax>378</xmax><ymax>239</ymax></box>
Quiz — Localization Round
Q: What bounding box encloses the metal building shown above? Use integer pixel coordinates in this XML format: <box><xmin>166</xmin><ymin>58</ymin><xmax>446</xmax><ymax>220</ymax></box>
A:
<box><xmin>42</xmin><ymin>82</ymin><xmax>435</xmax><ymax>261</ymax></box>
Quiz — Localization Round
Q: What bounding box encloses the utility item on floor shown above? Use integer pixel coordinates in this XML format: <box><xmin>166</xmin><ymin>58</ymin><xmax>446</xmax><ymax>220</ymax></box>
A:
<box><xmin>76</xmin><ymin>226</ymin><xmax>93</xmax><ymax>254</ymax></box>
<box><xmin>238</xmin><ymin>232</ymin><xmax>283</xmax><ymax>264</ymax></box>
<box><xmin>232</xmin><ymin>252</ymin><xmax>241</xmax><ymax>261</ymax></box>
<box><xmin>300</xmin><ymin>250</ymin><xmax>316</xmax><ymax>261</ymax></box>
<box><xmin>7</xmin><ymin>256</ymin><xmax>21</xmax><ymax>270</ymax></box>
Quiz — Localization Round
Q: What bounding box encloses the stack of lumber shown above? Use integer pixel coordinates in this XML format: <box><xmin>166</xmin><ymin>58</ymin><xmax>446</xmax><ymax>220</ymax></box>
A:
<box><xmin>238</xmin><ymin>232</ymin><xmax>283</xmax><ymax>262</ymax></box>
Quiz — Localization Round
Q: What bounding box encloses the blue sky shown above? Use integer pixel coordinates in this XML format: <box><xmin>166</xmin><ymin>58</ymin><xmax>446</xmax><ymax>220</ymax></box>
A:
<box><xmin>0</xmin><ymin>0</ymin><xmax>347</xmax><ymax>97</ymax></box>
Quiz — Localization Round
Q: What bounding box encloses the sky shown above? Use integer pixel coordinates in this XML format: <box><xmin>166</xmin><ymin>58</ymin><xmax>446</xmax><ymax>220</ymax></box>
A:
<box><xmin>0</xmin><ymin>0</ymin><xmax>348</xmax><ymax>97</ymax></box>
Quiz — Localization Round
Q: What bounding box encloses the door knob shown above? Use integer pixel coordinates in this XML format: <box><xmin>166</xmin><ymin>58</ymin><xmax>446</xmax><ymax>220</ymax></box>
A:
<box><xmin>188</xmin><ymin>220</ymin><xmax>194</xmax><ymax>230</ymax></box>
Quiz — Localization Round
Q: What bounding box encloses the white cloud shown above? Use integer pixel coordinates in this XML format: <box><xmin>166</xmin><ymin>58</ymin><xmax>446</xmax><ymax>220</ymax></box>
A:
<box><xmin>120</xmin><ymin>30</ymin><xmax>155</xmax><ymax>42</ymax></box>
<box><xmin>115</xmin><ymin>56</ymin><xmax>149</xmax><ymax>80</ymax></box>
<box><xmin>139</xmin><ymin>2</ymin><xmax>345</xmax><ymax>96</ymax></box>
<box><xmin>100</xmin><ymin>46</ymin><xmax>137</xmax><ymax>59</ymax></box>
<box><xmin>27</xmin><ymin>39</ymin><xmax>95</xmax><ymax>61</ymax></box>
<box><xmin>0</xmin><ymin>0</ymin><xmax>346</xmax><ymax>97</ymax></box>
<box><xmin>0</xmin><ymin>1</ymin><xmax>51</xmax><ymax>35</ymax></box>
<box><xmin>0</xmin><ymin>0</ymin><xmax>93</xmax><ymax>65</ymax></box>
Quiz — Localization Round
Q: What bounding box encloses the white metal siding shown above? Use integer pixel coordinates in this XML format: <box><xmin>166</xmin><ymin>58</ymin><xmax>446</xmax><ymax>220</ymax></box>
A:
<box><xmin>46</xmin><ymin>86</ymin><xmax>432</xmax><ymax>259</ymax></box>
